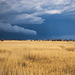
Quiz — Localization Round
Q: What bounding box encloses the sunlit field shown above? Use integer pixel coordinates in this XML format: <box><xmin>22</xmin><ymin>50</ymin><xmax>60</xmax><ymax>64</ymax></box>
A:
<box><xmin>0</xmin><ymin>40</ymin><xmax>75</xmax><ymax>75</ymax></box>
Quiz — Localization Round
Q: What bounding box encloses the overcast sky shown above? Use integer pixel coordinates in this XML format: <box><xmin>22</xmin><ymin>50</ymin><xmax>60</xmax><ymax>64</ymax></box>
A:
<box><xmin>0</xmin><ymin>0</ymin><xmax>75</xmax><ymax>40</ymax></box>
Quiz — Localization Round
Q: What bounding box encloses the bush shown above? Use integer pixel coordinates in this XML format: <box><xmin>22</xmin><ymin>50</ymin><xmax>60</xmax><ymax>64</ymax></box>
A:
<box><xmin>0</xmin><ymin>39</ymin><xmax>4</xmax><ymax>41</ymax></box>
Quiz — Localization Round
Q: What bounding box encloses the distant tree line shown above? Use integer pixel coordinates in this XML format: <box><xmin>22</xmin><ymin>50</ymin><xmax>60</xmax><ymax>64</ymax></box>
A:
<box><xmin>30</xmin><ymin>39</ymin><xmax>75</xmax><ymax>41</ymax></box>
<box><xmin>0</xmin><ymin>39</ymin><xmax>75</xmax><ymax>41</ymax></box>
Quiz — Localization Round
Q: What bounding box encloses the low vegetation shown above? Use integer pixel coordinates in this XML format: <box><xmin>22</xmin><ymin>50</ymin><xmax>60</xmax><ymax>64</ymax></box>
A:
<box><xmin>0</xmin><ymin>40</ymin><xmax>75</xmax><ymax>75</ymax></box>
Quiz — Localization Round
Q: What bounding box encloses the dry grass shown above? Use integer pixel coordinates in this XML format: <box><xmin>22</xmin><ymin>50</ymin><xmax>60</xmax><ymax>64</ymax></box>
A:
<box><xmin>0</xmin><ymin>40</ymin><xmax>75</xmax><ymax>75</ymax></box>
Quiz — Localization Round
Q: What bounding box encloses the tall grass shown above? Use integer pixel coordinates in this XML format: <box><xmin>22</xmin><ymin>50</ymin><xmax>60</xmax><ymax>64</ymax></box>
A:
<box><xmin>0</xmin><ymin>41</ymin><xmax>75</xmax><ymax>75</ymax></box>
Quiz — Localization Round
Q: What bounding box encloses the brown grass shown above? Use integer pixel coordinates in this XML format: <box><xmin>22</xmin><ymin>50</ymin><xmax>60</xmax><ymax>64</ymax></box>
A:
<box><xmin>0</xmin><ymin>40</ymin><xmax>75</xmax><ymax>75</ymax></box>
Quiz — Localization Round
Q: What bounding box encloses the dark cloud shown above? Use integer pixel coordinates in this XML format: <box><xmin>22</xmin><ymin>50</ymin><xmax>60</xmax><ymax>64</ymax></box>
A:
<box><xmin>0</xmin><ymin>22</ymin><xmax>37</xmax><ymax>35</ymax></box>
<box><xmin>0</xmin><ymin>0</ymin><xmax>75</xmax><ymax>36</ymax></box>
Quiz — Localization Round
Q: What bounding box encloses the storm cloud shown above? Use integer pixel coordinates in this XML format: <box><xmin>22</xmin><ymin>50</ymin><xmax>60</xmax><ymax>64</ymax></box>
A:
<box><xmin>0</xmin><ymin>0</ymin><xmax>75</xmax><ymax>35</ymax></box>
<box><xmin>0</xmin><ymin>22</ymin><xmax>37</xmax><ymax>35</ymax></box>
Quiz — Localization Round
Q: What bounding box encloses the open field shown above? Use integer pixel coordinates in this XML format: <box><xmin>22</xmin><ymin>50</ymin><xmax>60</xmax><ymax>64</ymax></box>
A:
<box><xmin>0</xmin><ymin>40</ymin><xmax>75</xmax><ymax>75</ymax></box>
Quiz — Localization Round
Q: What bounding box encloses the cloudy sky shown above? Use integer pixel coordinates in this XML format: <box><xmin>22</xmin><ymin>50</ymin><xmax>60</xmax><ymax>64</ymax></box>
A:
<box><xmin>0</xmin><ymin>0</ymin><xmax>75</xmax><ymax>40</ymax></box>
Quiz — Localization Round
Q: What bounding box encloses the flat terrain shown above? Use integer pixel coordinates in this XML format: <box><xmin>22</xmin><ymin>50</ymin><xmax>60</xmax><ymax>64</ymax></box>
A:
<box><xmin>0</xmin><ymin>40</ymin><xmax>75</xmax><ymax>75</ymax></box>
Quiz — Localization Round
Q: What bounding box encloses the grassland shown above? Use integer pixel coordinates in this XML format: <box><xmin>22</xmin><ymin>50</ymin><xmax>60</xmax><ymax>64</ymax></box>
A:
<box><xmin>0</xmin><ymin>40</ymin><xmax>75</xmax><ymax>75</ymax></box>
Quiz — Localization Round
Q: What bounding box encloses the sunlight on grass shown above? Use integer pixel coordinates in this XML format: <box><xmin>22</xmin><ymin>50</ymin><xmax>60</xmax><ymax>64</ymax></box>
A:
<box><xmin>0</xmin><ymin>41</ymin><xmax>75</xmax><ymax>75</ymax></box>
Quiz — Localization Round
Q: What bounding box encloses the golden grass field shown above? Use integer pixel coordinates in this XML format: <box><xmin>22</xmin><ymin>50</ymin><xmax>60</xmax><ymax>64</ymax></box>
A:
<box><xmin>0</xmin><ymin>40</ymin><xmax>75</xmax><ymax>75</ymax></box>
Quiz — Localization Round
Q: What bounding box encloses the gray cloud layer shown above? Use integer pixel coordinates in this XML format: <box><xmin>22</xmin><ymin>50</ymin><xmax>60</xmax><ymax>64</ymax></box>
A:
<box><xmin>0</xmin><ymin>22</ymin><xmax>37</xmax><ymax>35</ymax></box>
<box><xmin>0</xmin><ymin>0</ymin><xmax>75</xmax><ymax>34</ymax></box>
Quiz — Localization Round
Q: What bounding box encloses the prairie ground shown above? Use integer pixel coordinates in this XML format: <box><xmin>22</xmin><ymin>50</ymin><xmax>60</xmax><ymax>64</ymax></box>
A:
<box><xmin>0</xmin><ymin>40</ymin><xmax>75</xmax><ymax>75</ymax></box>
